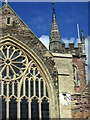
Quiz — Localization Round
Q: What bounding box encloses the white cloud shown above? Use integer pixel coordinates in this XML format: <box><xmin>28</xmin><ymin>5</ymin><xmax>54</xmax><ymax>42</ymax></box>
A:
<box><xmin>39</xmin><ymin>35</ymin><xmax>49</xmax><ymax>49</ymax></box>
<box><xmin>62</xmin><ymin>37</ymin><xmax>75</xmax><ymax>47</ymax></box>
<box><xmin>39</xmin><ymin>35</ymin><xmax>88</xmax><ymax>56</ymax></box>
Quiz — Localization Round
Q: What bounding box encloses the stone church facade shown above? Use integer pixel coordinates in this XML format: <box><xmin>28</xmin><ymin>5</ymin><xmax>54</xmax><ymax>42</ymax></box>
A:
<box><xmin>0</xmin><ymin>2</ymin><xmax>89</xmax><ymax>119</ymax></box>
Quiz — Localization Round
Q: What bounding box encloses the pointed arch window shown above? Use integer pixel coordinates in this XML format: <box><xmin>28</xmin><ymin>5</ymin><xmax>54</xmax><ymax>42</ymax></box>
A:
<box><xmin>21</xmin><ymin>97</ymin><xmax>28</xmax><ymax>119</ymax></box>
<box><xmin>0</xmin><ymin>43</ymin><xmax>50</xmax><ymax>119</ymax></box>
<box><xmin>30</xmin><ymin>79</ymin><xmax>34</xmax><ymax>97</ymax></box>
<box><xmin>36</xmin><ymin>79</ymin><xmax>39</xmax><ymax>97</ymax></box>
<box><xmin>26</xmin><ymin>78</ymin><xmax>28</xmax><ymax>97</ymax></box>
<box><xmin>2</xmin><ymin>97</ymin><xmax>6</xmax><ymax>119</ymax></box>
<box><xmin>41</xmin><ymin>79</ymin><xmax>44</xmax><ymax>97</ymax></box>
<box><xmin>4</xmin><ymin>83</ymin><xmax>7</xmax><ymax>96</ymax></box>
<box><xmin>31</xmin><ymin>98</ymin><xmax>39</xmax><ymax>120</ymax></box>
<box><xmin>14</xmin><ymin>82</ymin><xmax>17</xmax><ymax>96</ymax></box>
<box><xmin>9</xmin><ymin>97</ymin><xmax>17</xmax><ymax>119</ymax></box>
<box><xmin>41</xmin><ymin>98</ymin><xmax>49</xmax><ymax>120</ymax></box>
<box><xmin>9</xmin><ymin>82</ymin><xmax>12</xmax><ymax>96</ymax></box>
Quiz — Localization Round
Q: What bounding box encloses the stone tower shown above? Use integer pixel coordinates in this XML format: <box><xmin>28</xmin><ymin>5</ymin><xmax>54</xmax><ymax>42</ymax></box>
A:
<box><xmin>49</xmin><ymin>3</ymin><xmax>75</xmax><ymax>118</ymax></box>
<box><xmin>49</xmin><ymin>3</ymin><xmax>89</xmax><ymax>119</ymax></box>
<box><xmin>49</xmin><ymin>3</ymin><xmax>87</xmax><ymax>92</ymax></box>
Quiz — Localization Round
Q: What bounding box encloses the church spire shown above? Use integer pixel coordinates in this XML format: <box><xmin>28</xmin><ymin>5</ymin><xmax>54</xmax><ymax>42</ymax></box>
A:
<box><xmin>49</xmin><ymin>3</ymin><xmax>61</xmax><ymax>44</ymax></box>
<box><xmin>49</xmin><ymin>3</ymin><xmax>61</xmax><ymax>52</ymax></box>
<box><xmin>4</xmin><ymin>0</ymin><xmax>8</xmax><ymax>4</ymax></box>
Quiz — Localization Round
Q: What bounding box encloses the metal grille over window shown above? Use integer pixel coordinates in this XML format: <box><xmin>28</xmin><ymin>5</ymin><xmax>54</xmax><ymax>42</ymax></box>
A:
<box><xmin>0</xmin><ymin>44</ymin><xmax>49</xmax><ymax>119</ymax></box>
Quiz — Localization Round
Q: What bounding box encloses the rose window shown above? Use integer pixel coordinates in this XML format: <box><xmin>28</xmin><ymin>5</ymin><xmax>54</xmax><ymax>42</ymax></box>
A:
<box><xmin>0</xmin><ymin>45</ymin><xmax>28</xmax><ymax>81</ymax></box>
<box><xmin>0</xmin><ymin>42</ymin><xmax>50</xmax><ymax>119</ymax></box>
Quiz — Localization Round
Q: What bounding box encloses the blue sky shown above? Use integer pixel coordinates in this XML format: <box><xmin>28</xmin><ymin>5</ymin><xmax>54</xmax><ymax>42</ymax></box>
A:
<box><xmin>3</xmin><ymin>2</ymin><xmax>88</xmax><ymax>38</ymax></box>
<box><xmin>1</xmin><ymin>2</ymin><xmax>89</xmax><ymax>79</ymax></box>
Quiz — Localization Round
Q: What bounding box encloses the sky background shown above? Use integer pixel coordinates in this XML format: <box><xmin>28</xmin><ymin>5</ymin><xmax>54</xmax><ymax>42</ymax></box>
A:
<box><xmin>1</xmin><ymin>2</ymin><xmax>89</xmax><ymax>79</ymax></box>
<box><xmin>6</xmin><ymin>2</ymin><xmax>88</xmax><ymax>38</ymax></box>
<box><xmin>6</xmin><ymin>2</ymin><xmax>88</xmax><ymax>47</ymax></box>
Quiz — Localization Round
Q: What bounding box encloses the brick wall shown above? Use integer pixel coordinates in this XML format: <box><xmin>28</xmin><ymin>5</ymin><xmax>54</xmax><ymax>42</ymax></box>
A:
<box><xmin>72</xmin><ymin>57</ymin><xmax>86</xmax><ymax>92</ymax></box>
<box><xmin>72</xmin><ymin>82</ymin><xmax>90</xmax><ymax>119</ymax></box>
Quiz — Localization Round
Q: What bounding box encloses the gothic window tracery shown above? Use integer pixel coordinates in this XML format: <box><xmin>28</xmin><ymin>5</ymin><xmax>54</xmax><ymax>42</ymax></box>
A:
<box><xmin>0</xmin><ymin>43</ymin><xmax>49</xmax><ymax>119</ymax></box>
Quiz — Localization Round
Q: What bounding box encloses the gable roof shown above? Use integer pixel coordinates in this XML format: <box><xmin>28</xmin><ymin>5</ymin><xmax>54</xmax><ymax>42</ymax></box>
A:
<box><xmin>0</xmin><ymin>3</ymin><xmax>50</xmax><ymax>61</ymax></box>
<box><xmin>0</xmin><ymin>3</ymin><xmax>57</xmax><ymax>86</ymax></box>
<box><xmin>0</xmin><ymin>3</ymin><xmax>47</xmax><ymax>50</ymax></box>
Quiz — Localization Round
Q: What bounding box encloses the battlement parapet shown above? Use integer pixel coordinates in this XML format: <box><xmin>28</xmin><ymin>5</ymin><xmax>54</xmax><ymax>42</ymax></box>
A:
<box><xmin>59</xmin><ymin>42</ymin><xmax>85</xmax><ymax>57</ymax></box>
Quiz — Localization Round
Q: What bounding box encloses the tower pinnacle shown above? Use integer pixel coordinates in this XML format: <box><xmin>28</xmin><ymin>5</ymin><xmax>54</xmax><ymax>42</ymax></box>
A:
<box><xmin>81</xmin><ymin>30</ymin><xmax>85</xmax><ymax>43</ymax></box>
<box><xmin>49</xmin><ymin>3</ymin><xmax>61</xmax><ymax>44</ymax></box>
<box><xmin>49</xmin><ymin>3</ymin><xmax>61</xmax><ymax>52</ymax></box>
<box><xmin>80</xmin><ymin>30</ymin><xmax>85</xmax><ymax>55</ymax></box>
<box><xmin>4</xmin><ymin>0</ymin><xmax>8</xmax><ymax>4</ymax></box>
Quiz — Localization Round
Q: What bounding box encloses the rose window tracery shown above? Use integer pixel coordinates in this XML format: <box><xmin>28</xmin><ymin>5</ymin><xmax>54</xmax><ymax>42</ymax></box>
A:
<box><xmin>0</xmin><ymin>45</ymin><xmax>28</xmax><ymax>81</ymax></box>
<box><xmin>0</xmin><ymin>43</ymin><xmax>50</xmax><ymax>119</ymax></box>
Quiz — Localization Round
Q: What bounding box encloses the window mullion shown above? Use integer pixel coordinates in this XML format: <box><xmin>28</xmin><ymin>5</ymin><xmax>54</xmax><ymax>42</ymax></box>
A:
<box><xmin>39</xmin><ymin>101</ymin><xmax>42</xmax><ymax>119</ymax></box>
<box><xmin>17</xmin><ymin>101</ymin><xmax>20</xmax><ymax>119</ymax></box>
<box><xmin>1</xmin><ymin>81</ymin><xmax>3</xmax><ymax>95</ymax></box>
<box><xmin>33</xmin><ymin>68</ymin><xmax>36</xmax><ymax>96</ymax></box>
<box><xmin>34</xmin><ymin>77</ymin><xmax>36</xmax><ymax>96</ymax></box>
<box><xmin>12</xmin><ymin>82</ymin><xmax>14</xmax><ymax>95</ymax></box>
<box><xmin>44</xmin><ymin>81</ymin><xmax>46</xmax><ymax>96</ymax></box>
<box><xmin>7</xmin><ymin>48</ymin><xmax>9</xmax><ymax>59</ymax></box>
<box><xmin>28</xmin><ymin>101</ymin><xmax>31</xmax><ymax>118</ymax></box>
<box><xmin>0</xmin><ymin>82</ymin><xmax>2</xmax><ymax>95</ymax></box>
<box><xmin>6</xmin><ymin>100</ymin><xmax>9</xmax><ymax>119</ymax></box>
<box><xmin>23</xmin><ymin>80</ymin><xmax>25</xmax><ymax>96</ymax></box>
<box><xmin>7</xmin><ymin>83</ymin><xmax>9</xmax><ymax>97</ymax></box>
<box><xmin>28</xmin><ymin>78</ymin><xmax>30</xmax><ymax>98</ymax></box>
<box><xmin>39</xmin><ymin>79</ymin><xmax>41</xmax><ymax>98</ymax></box>
<box><xmin>17</xmin><ymin>83</ymin><xmax>20</xmax><ymax>119</ymax></box>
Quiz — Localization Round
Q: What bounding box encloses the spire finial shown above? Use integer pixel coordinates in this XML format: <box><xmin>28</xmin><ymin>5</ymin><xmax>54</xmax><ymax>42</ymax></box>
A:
<box><xmin>4</xmin><ymin>0</ymin><xmax>8</xmax><ymax>4</ymax></box>
<box><xmin>52</xmin><ymin>2</ymin><xmax>55</xmax><ymax>14</ymax></box>
<box><xmin>52</xmin><ymin>2</ymin><xmax>54</xmax><ymax>6</ymax></box>
<box><xmin>81</xmin><ymin>30</ymin><xmax>84</xmax><ymax>37</ymax></box>
<box><xmin>52</xmin><ymin>2</ymin><xmax>56</xmax><ymax>22</ymax></box>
